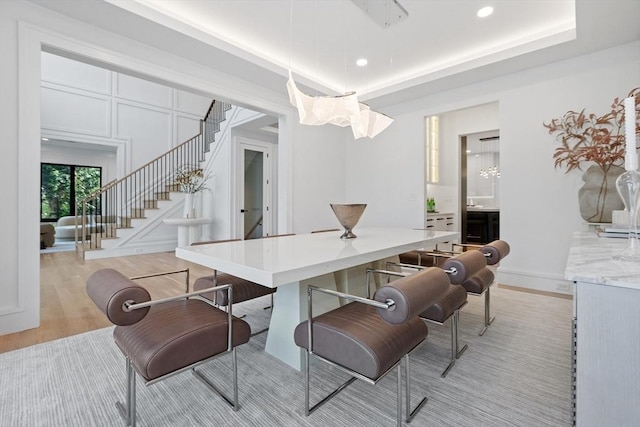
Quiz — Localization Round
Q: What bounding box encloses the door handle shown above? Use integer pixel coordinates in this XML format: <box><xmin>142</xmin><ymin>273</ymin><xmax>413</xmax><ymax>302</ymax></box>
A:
<box><xmin>240</xmin><ymin>209</ymin><xmax>247</xmax><ymax>213</ymax></box>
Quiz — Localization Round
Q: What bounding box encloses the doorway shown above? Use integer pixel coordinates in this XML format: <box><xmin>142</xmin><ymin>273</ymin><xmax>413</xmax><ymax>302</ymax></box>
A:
<box><xmin>461</xmin><ymin>130</ymin><xmax>500</xmax><ymax>244</ymax></box>
<box><xmin>237</xmin><ymin>140</ymin><xmax>273</xmax><ymax>239</ymax></box>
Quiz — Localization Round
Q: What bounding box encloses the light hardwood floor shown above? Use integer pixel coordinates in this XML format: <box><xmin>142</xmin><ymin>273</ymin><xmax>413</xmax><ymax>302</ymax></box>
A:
<box><xmin>0</xmin><ymin>250</ymin><xmax>214</xmax><ymax>354</ymax></box>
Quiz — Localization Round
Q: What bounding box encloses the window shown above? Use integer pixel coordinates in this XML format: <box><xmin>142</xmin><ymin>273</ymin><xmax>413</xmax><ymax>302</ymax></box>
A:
<box><xmin>41</xmin><ymin>163</ymin><xmax>102</xmax><ymax>222</ymax></box>
<box><xmin>425</xmin><ymin>115</ymin><xmax>439</xmax><ymax>184</ymax></box>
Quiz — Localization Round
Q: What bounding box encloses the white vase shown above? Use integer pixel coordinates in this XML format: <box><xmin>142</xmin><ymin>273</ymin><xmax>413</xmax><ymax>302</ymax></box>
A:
<box><xmin>183</xmin><ymin>193</ymin><xmax>196</xmax><ymax>218</ymax></box>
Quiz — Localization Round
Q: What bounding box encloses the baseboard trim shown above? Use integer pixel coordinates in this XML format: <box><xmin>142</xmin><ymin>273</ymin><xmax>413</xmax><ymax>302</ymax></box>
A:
<box><xmin>83</xmin><ymin>243</ymin><xmax>178</xmax><ymax>259</ymax></box>
<box><xmin>498</xmin><ymin>284</ymin><xmax>573</xmax><ymax>300</ymax></box>
<box><xmin>497</xmin><ymin>268</ymin><xmax>573</xmax><ymax>296</ymax></box>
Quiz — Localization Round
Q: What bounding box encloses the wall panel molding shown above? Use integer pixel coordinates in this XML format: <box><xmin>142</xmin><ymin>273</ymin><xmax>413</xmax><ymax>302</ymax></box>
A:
<box><xmin>114</xmin><ymin>73</ymin><xmax>172</xmax><ymax>109</ymax></box>
<box><xmin>175</xmin><ymin>89</ymin><xmax>211</xmax><ymax>116</ymax></box>
<box><xmin>41</xmin><ymin>51</ymin><xmax>111</xmax><ymax>95</ymax></box>
<box><xmin>41</xmin><ymin>82</ymin><xmax>112</xmax><ymax>138</ymax></box>
<box><xmin>114</xmin><ymin>99</ymin><xmax>173</xmax><ymax>166</ymax></box>
<box><xmin>174</xmin><ymin>112</ymin><xmax>202</xmax><ymax>148</ymax></box>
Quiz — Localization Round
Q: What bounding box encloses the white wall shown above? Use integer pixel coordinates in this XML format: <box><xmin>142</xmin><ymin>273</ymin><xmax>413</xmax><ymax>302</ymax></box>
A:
<box><xmin>41</xmin><ymin>51</ymin><xmax>211</xmax><ymax>171</ymax></box>
<box><xmin>347</xmin><ymin>42</ymin><xmax>640</xmax><ymax>294</ymax></box>
<box><xmin>292</xmin><ymin>123</ymin><xmax>348</xmax><ymax>233</ymax></box>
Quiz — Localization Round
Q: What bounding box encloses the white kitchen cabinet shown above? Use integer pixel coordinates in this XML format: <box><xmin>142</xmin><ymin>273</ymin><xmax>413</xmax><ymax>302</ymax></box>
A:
<box><xmin>425</xmin><ymin>212</ymin><xmax>455</xmax><ymax>231</ymax></box>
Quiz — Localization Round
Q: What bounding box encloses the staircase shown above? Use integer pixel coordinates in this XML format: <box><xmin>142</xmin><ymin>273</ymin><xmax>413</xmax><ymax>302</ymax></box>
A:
<box><xmin>76</xmin><ymin>100</ymin><xmax>231</xmax><ymax>259</ymax></box>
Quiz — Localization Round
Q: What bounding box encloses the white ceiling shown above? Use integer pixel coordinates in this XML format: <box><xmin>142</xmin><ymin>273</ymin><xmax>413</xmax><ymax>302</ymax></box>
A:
<box><xmin>111</xmin><ymin>0</ymin><xmax>576</xmax><ymax>98</ymax></box>
<box><xmin>30</xmin><ymin>0</ymin><xmax>640</xmax><ymax>107</ymax></box>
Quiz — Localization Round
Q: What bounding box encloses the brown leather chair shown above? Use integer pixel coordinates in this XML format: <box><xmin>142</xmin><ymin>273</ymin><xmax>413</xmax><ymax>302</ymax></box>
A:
<box><xmin>86</xmin><ymin>268</ymin><xmax>251</xmax><ymax>426</ymax></box>
<box><xmin>443</xmin><ymin>240</ymin><xmax>510</xmax><ymax>335</ymax></box>
<box><xmin>192</xmin><ymin>234</ymin><xmax>295</xmax><ymax>335</ymax></box>
<box><xmin>370</xmin><ymin>250</ymin><xmax>487</xmax><ymax>377</ymax></box>
<box><xmin>407</xmin><ymin>240</ymin><xmax>511</xmax><ymax>335</ymax></box>
<box><xmin>294</xmin><ymin>267</ymin><xmax>451</xmax><ymax>426</ymax></box>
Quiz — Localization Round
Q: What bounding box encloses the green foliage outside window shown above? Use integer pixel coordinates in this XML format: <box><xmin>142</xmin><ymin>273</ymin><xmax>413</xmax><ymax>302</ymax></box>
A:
<box><xmin>41</xmin><ymin>163</ymin><xmax>101</xmax><ymax>221</ymax></box>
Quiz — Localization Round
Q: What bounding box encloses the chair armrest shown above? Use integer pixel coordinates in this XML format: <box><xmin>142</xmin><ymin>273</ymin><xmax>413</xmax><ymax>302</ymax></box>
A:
<box><xmin>123</xmin><ymin>283</ymin><xmax>232</xmax><ymax>311</ymax></box>
<box><xmin>308</xmin><ymin>286</ymin><xmax>395</xmax><ymax>310</ymax></box>
<box><xmin>419</xmin><ymin>250</ymin><xmax>454</xmax><ymax>259</ymax></box>
<box><xmin>366</xmin><ymin>267</ymin><xmax>411</xmax><ymax>298</ymax></box>
<box><xmin>451</xmin><ymin>243</ymin><xmax>482</xmax><ymax>251</ymax></box>
<box><xmin>383</xmin><ymin>262</ymin><xmax>426</xmax><ymax>271</ymax></box>
<box><xmin>305</xmin><ymin>285</ymin><xmax>398</xmax><ymax>355</ymax></box>
<box><xmin>130</xmin><ymin>268</ymin><xmax>190</xmax><ymax>293</ymax></box>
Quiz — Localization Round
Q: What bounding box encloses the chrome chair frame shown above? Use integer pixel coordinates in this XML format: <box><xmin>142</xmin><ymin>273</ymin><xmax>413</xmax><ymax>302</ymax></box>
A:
<box><xmin>368</xmin><ymin>266</ymin><xmax>468</xmax><ymax>378</ymax></box>
<box><xmin>205</xmin><ymin>269</ymin><xmax>273</xmax><ymax>337</ymax></box>
<box><xmin>305</xmin><ymin>285</ymin><xmax>428</xmax><ymax>426</ymax></box>
<box><xmin>130</xmin><ymin>268</ymin><xmax>190</xmax><ymax>292</ymax></box>
<box><xmin>431</xmin><ymin>246</ymin><xmax>497</xmax><ymax>336</ymax></box>
<box><xmin>117</xmin><ymin>271</ymin><xmax>240</xmax><ymax>426</ymax></box>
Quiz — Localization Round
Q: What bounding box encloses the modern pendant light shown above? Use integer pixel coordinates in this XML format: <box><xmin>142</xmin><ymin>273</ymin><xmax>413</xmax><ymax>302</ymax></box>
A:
<box><xmin>286</xmin><ymin>71</ymin><xmax>393</xmax><ymax>139</ymax></box>
<box><xmin>285</xmin><ymin>1</ymin><xmax>394</xmax><ymax>139</ymax></box>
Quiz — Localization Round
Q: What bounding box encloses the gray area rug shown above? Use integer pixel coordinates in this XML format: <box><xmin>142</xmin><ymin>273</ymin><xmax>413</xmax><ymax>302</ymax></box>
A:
<box><xmin>0</xmin><ymin>287</ymin><xmax>572</xmax><ymax>426</ymax></box>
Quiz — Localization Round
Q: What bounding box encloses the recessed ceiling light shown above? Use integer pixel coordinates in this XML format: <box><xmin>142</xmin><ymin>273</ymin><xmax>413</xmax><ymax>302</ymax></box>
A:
<box><xmin>356</xmin><ymin>58</ymin><xmax>368</xmax><ymax>67</ymax></box>
<box><xmin>41</xmin><ymin>137</ymin><xmax>49</xmax><ymax>141</ymax></box>
<box><xmin>477</xmin><ymin>6</ymin><xmax>494</xmax><ymax>18</ymax></box>
<box><xmin>466</xmin><ymin>150</ymin><xmax>471</xmax><ymax>153</ymax></box>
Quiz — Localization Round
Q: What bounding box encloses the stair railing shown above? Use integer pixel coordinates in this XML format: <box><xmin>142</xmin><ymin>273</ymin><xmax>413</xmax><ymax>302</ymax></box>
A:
<box><xmin>75</xmin><ymin>100</ymin><xmax>231</xmax><ymax>254</ymax></box>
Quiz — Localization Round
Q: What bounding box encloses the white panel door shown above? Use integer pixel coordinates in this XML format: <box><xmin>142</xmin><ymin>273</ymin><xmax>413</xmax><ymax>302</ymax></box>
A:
<box><xmin>237</xmin><ymin>140</ymin><xmax>272</xmax><ymax>239</ymax></box>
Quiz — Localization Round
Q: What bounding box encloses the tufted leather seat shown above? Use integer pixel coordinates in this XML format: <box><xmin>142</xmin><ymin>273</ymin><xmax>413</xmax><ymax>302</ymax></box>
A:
<box><xmin>86</xmin><ymin>267</ymin><xmax>251</xmax><ymax>426</ymax></box>
<box><xmin>295</xmin><ymin>267</ymin><xmax>451</xmax><ymax>426</ymax></box>
<box><xmin>420</xmin><ymin>284</ymin><xmax>467</xmax><ymax>324</ymax></box>
<box><xmin>114</xmin><ymin>299</ymin><xmax>250</xmax><ymax>381</ymax></box>
<box><xmin>194</xmin><ymin>274</ymin><xmax>275</xmax><ymax>306</ymax></box>
<box><xmin>461</xmin><ymin>267</ymin><xmax>494</xmax><ymax>295</ymax></box>
<box><xmin>295</xmin><ymin>302</ymin><xmax>428</xmax><ymax>380</ymax></box>
<box><xmin>398</xmin><ymin>250</ymin><xmax>449</xmax><ymax>268</ymax></box>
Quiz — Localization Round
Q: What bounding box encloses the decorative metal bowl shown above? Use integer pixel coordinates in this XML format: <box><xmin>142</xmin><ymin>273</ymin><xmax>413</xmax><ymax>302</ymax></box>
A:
<box><xmin>330</xmin><ymin>204</ymin><xmax>367</xmax><ymax>239</ymax></box>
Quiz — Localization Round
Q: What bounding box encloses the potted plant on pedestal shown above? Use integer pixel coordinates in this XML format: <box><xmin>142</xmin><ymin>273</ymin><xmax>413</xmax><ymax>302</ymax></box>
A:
<box><xmin>543</xmin><ymin>87</ymin><xmax>639</xmax><ymax>223</ymax></box>
<box><xmin>174</xmin><ymin>165</ymin><xmax>210</xmax><ymax>219</ymax></box>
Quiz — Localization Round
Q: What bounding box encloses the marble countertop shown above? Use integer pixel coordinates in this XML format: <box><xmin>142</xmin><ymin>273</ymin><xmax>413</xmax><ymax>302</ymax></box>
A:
<box><xmin>565</xmin><ymin>232</ymin><xmax>640</xmax><ymax>290</ymax></box>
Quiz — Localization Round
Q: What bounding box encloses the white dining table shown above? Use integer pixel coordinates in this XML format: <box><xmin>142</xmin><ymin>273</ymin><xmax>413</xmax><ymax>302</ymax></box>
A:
<box><xmin>176</xmin><ymin>227</ymin><xmax>458</xmax><ymax>370</ymax></box>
